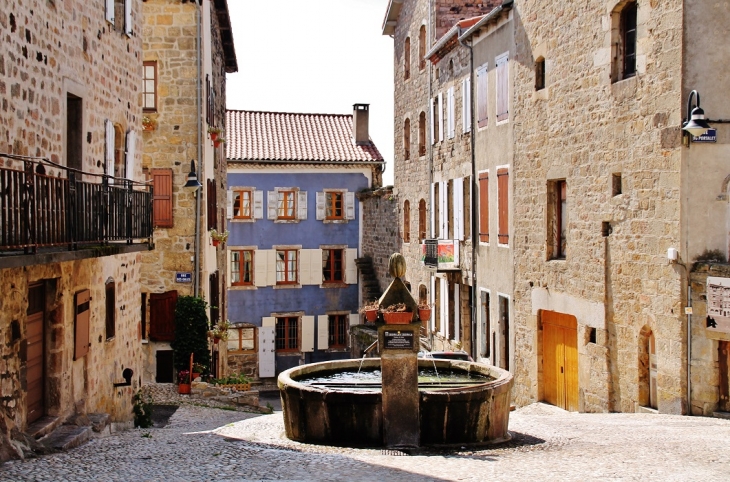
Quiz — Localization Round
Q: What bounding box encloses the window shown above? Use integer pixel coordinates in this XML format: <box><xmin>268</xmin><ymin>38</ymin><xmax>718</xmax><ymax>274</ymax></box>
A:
<box><xmin>418</xmin><ymin>25</ymin><xmax>426</xmax><ymax>71</ymax></box>
<box><xmin>433</xmin><ymin>182</ymin><xmax>440</xmax><ymax>238</ymax></box>
<box><xmin>476</xmin><ymin>64</ymin><xmax>488</xmax><ymax>128</ymax></box>
<box><xmin>463</xmin><ymin>177</ymin><xmax>471</xmax><ymax>240</ymax></box>
<box><xmin>268</xmin><ymin>188</ymin><xmax>306</xmax><ymax>221</ymax></box>
<box><xmin>497</xmin><ymin>168</ymin><xmax>509</xmax><ymax>245</ymax></box>
<box><xmin>108</xmin><ymin>0</ymin><xmax>131</xmax><ymax>34</ymax></box>
<box><xmin>278</xmin><ymin>190</ymin><xmax>296</xmax><ymax>219</ymax></box>
<box><xmin>322</xmin><ymin>249</ymin><xmax>343</xmax><ymax>284</ymax></box>
<box><xmin>480</xmin><ymin>290</ymin><xmax>490</xmax><ymax>358</ymax></box>
<box><xmin>612</xmin><ymin>0</ymin><xmax>637</xmax><ymax>82</ymax></box>
<box><xmin>548</xmin><ymin>180</ymin><xmax>567</xmax><ymax>259</ymax></box>
<box><xmin>403</xmin><ymin>200</ymin><xmax>410</xmax><ymax>243</ymax></box>
<box><xmin>207</xmin><ymin>179</ymin><xmax>217</xmax><ymax>230</ymax></box>
<box><xmin>418</xmin><ymin>199</ymin><xmax>427</xmax><ymax>241</ymax></box>
<box><xmin>431</xmin><ymin>94</ymin><xmax>442</xmax><ymax>144</ymax></box>
<box><xmin>275</xmin><ymin>316</ymin><xmax>298</xmax><ymax>352</ymax></box>
<box><xmin>328</xmin><ymin>314</ymin><xmax>348</xmax><ymax>349</ymax></box>
<box><xmin>276</xmin><ymin>249</ymin><xmax>298</xmax><ymax>285</ymax></box>
<box><xmin>326</xmin><ymin>192</ymin><xmax>343</xmax><ymax>220</ymax></box>
<box><xmin>447</xmin><ymin>86</ymin><xmax>455</xmax><ymax>139</ymax></box>
<box><xmin>404</xmin><ymin>37</ymin><xmax>411</xmax><ymax>80</ymax></box>
<box><xmin>478</xmin><ymin>171</ymin><xmax>489</xmax><ymax>243</ymax></box>
<box><xmin>496</xmin><ymin>53</ymin><xmax>509</xmax><ymax>122</ymax></box>
<box><xmin>403</xmin><ymin>118</ymin><xmax>411</xmax><ymax>160</ymax></box>
<box><xmin>66</xmin><ymin>93</ymin><xmax>83</xmax><ymax>171</ymax></box>
<box><xmin>418</xmin><ymin>112</ymin><xmax>426</xmax><ymax>156</ymax></box>
<box><xmin>143</xmin><ymin>61</ymin><xmax>157</xmax><ymax>112</ymax></box>
<box><xmin>233</xmin><ymin>189</ymin><xmax>253</xmax><ymax>219</ymax></box>
<box><xmin>535</xmin><ymin>57</ymin><xmax>545</xmax><ymax>91</ymax></box>
<box><xmin>228</xmin><ymin>327</ymin><xmax>255</xmax><ymax>352</ymax></box>
<box><xmin>462</xmin><ymin>77</ymin><xmax>471</xmax><ymax>133</ymax></box>
<box><xmin>105</xmin><ymin>279</ymin><xmax>115</xmax><ymax>340</ymax></box>
<box><xmin>151</xmin><ymin>169</ymin><xmax>173</xmax><ymax>228</ymax></box>
<box><xmin>231</xmin><ymin>250</ymin><xmax>254</xmax><ymax>286</ymax></box>
<box><xmin>612</xmin><ymin>173</ymin><xmax>622</xmax><ymax>197</ymax></box>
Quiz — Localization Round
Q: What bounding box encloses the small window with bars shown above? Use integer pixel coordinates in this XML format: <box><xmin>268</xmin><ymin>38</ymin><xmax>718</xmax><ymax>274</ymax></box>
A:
<box><xmin>275</xmin><ymin>316</ymin><xmax>298</xmax><ymax>352</ymax></box>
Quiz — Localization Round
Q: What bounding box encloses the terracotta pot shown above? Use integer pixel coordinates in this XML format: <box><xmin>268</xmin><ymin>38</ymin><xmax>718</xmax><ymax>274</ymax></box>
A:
<box><xmin>364</xmin><ymin>309</ymin><xmax>378</xmax><ymax>322</ymax></box>
<box><xmin>209</xmin><ymin>132</ymin><xmax>219</xmax><ymax>141</ymax></box>
<box><xmin>418</xmin><ymin>308</ymin><xmax>432</xmax><ymax>321</ymax></box>
<box><xmin>382</xmin><ymin>311</ymin><xmax>414</xmax><ymax>324</ymax></box>
<box><xmin>212</xmin><ymin>239</ymin><xmax>220</xmax><ymax>247</ymax></box>
<box><xmin>142</xmin><ymin>124</ymin><xmax>155</xmax><ymax>132</ymax></box>
<box><xmin>178</xmin><ymin>383</ymin><xmax>191</xmax><ymax>395</ymax></box>
<box><xmin>212</xmin><ymin>337</ymin><xmax>220</xmax><ymax>345</ymax></box>
<box><xmin>192</xmin><ymin>372</ymin><xmax>201</xmax><ymax>381</ymax></box>
<box><xmin>214</xmin><ymin>140</ymin><xmax>223</xmax><ymax>148</ymax></box>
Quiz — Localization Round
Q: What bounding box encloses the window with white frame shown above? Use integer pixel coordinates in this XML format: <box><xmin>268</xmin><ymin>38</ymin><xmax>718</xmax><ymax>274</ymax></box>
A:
<box><xmin>316</xmin><ymin>190</ymin><xmax>354</xmax><ymax>222</ymax></box>
<box><xmin>143</xmin><ymin>61</ymin><xmax>157</xmax><ymax>112</ymax></box>
<box><xmin>430</xmin><ymin>93</ymin><xmax>443</xmax><ymax>144</ymax></box>
<box><xmin>227</xmin><ymin>326</ymin><xmax>256</xmax><ymax>353</ymax></box>
<box><xmin>228</xmin><ymin>188</ymin><xmax>263</xmax><ymax>221</ymax></box>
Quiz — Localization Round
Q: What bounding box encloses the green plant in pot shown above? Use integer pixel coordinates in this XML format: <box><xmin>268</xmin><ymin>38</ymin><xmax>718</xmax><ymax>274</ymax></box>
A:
<box><xmin>170</xmin><ymin>296</ymin><xmax>210</xmax><ymax>377</ymax></box>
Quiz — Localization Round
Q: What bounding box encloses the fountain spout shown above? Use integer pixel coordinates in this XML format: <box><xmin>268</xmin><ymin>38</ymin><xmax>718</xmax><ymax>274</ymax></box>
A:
<box><xmin>363</xmin><ymin>340</ymin><xmax>379</xmax><ymax>356</ymax></box>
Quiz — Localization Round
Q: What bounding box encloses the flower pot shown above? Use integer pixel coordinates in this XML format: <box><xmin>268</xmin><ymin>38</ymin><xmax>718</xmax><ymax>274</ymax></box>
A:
<box><xmin>178</xmin><ymin>383</ymin><xmax>191</xmax><ymax>395</ymax></box>
<box><xmin>418</xmin><ymin>308</ymin><xmax>432</xmax><ymax>321</ymax></box>
<box><xmin>382</xmin><ymin>311</ymin><xmax>414</xmax><ymax>324</ymax></box>
<box><xmin>209</xmin><ymin>132</ymin><xmax>219</xmax><ymax>141</ymax></box>
<box><xmin>142</xmin><ymin>124</ymin><xmax>155</xmax><ymax>132</ymax></box>
<box><xmin>212</xmin><ymin>337</ymin><xmax>220</xmax><ymax>345</ymax></box>
<box><xmin>192</xmin><ymin>372</ymin><xmax>201</xmax><ymax>381</ymax></box>
<box><xmin>364</xmin><ymin>309</ymin><xmax>378</xmax><ymax>322</ymax></box>
<box><xmin>212</xmin><ymin>239</ymin><xmax>220</xmax><ymax>247</ymax></box>
<box><xmin>214</xmin><ymin>140</ymin><xmax>223</xmax><ymax>148</ymax></box>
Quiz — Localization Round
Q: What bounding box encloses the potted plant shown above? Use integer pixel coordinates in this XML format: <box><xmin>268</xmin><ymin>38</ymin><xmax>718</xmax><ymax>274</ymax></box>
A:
<box><xmin>359</xmin><ymin>301</ymin><xmax>380</xmax><ymax>323</ymax></box>
<box><xmin>207</xmin><ymin>126</ymin><xmax>222</xmax><ymax>141</ymax></box>
<box><xmin>178</xmin><ymin>370</ymin><xmax>191</xmax><ymax>394</ymax></box>
<box><xmin>418</xmin><ymin>302</ymin><xmax>432</xmax><ymax>322</ymax></box>
<box><xmin>381</xmin><ymin>303</ymin><xmax>414</xmax><ymax>324</ymax></box>
<box><xmin>209</xmin><ymin>228</ymin><xmax>229</xmax><ymax>247</ymax></box>
<box><xmin>170</xmin><ymin>296</ymin><xmax>210</xmax><ymax>384</ymax></box>
<box><xmin>212</xmin><ymin>373</ymin><xmax>251</xmax><ymax>391</ymax></box>
<box><xmin>192</xmin><ymin>362</ymin><xmax>206</xmax><ymax>381</ymax></box>
<box><xmin>213</xmin><ymin>137</ymin><xmax>226</xmax><ymax>148</ymax></box>
<box><xmin>209</xmin><ymin>319</ymin><xmax>231</xmax><ymax>344</ymax></box>
<box><xmin>142</xmin><ymin>115</ymin><xmax>156</xmax><ymax>131</ymax></box>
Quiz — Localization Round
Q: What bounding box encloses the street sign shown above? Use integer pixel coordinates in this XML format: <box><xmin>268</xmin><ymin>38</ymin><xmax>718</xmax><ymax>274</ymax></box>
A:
<box><xmin>176</xmin><ymin>272</ymin><xmax>192</xmax><ymax>283</ymax></box>
<box><xmin>692</xmin><ymin>129</ymin><xmax>717</xmax><ymax>143</ymax></box>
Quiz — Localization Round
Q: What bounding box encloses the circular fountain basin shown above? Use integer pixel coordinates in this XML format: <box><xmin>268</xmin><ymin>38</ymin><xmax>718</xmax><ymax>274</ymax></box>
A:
<box><xmin>278</xmin><ymin>358</ymin><xmax>513</xmax><ymax>447</ymax></box>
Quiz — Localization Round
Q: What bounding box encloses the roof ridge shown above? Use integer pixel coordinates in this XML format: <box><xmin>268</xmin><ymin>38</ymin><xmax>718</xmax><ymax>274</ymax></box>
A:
<box><xmin>227</xmin><ymin>109</ymin><xmax>352</xmax><ymax>118</ymax></box>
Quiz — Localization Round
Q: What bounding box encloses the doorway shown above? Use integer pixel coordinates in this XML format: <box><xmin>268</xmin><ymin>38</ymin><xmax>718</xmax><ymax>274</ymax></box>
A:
<box><xmin>26</xmin><ymin>284</ymin><xmax>46</xmax><ymax>424</ymax></box>
<box><xmin>542</xmin><ymin>310</ymin><xmax>578</xmax><ymax>411</ymax></box>
<box><xmin>719</xmin><ymin>341</ymin><xmax>729</xmax><ymax>412</ymax></box>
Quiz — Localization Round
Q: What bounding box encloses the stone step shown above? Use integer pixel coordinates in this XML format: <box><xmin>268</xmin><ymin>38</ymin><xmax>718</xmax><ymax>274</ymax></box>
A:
<box><xmin>26</xmin><ymin>416</ymin><xmax>62</xmax><ymax>440</ymax></box>
<box><xmin>87</xmin><ymin>413</ymin><xmax>111</xmax><ymax>434</ymax></box>
<box><xmin>40</xmin><ymin>425</ymin><xmax>92</xmax><ymax>451</ymax></box>
<box><xmin>636</xmin><ymin>406</ymin><xmax>658</xmax><ymax>414</ymax></box>
<box><xmin>713</xmin><ymin>411</ymin><xmax>730</xmax><ymax>420</ymax></box>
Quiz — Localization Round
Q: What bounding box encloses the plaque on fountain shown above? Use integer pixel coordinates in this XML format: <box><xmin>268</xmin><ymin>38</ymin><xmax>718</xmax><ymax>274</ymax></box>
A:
<box><xmin>383</xmin><ymin>330</ymin><xmax>414</xmax><ymax>349</ymax></box>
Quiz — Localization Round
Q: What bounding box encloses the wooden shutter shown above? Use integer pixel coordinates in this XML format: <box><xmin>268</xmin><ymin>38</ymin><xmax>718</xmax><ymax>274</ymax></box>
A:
<box><xmin>124</xmin><ymin>0</ymin><xmax>132</xmax><ymax>36</ymax></box>
<box><xmin>479</xmin><ymin>171</ymin><xmax>489</xmax><ymax>243</ymax></box>
<box><xmin>226</xmin><ymin>190</ymin><xmax>234</xmax><ymax>219</ymax></box>
<box><xmin>267</xmin><ymin>191</ymin><xmax>277</xmax><ymax>219</ymax></box>
<box><xmin>207</xmin><ymin>179</ymin><xmax>217</xmax><ymax>230</ymax></box>
<box><xmin>345</xmin><ymin>191</ymin><xmax>355</xmax><ymax>220</ymax></box>
<box><xmin>152</xmin><ymin>169</ymin><xmax>173</xmax><ymax>228</ymax></box>
<box><xmin>462</xmin><ymin>77</ymin><xmax>471</xmax><ymax>133</ymax></box>
<box><xmin>253</xmin><ymin>190</ymin><xmax>264</xmax><ymax>219</ymax></box>
<box><xmin>438</xmin><ymin>92</ymin><xmax>444</xmax><ymax>143</ymax></box>
<box><xmin>496</xmin><ymin>54</ymin><xmax>509</xmax><ymax>122</ymax></box>
<box><xmin>258</xmin><ymin>324</ymin><xmax>275</xmax><ymax>377</ymax></box>
<box><xmin>316</xmin><ymin>192</ymin><xmax>325</xmax><ymax>220</ymax></box>
<box><xmin>429</xmin><ymin>97</ymin><xmax>435</xmax><ymax>144</ymax></box>
<box><xmin>105</xmin><ymin>0</ymin><xmax>115</xmax><ymax>24</ymax></box>
<box><xmin>105</xmin><ymin>119</ymin><xmax>114</xmax><ymax>179</ymax></box>
<box><xmin>209</xmin><ymin>271</ymin><xmax>220</xmax><ymax>325</ymax></box>
<box><xmin>439</xmin><ymin>181</ymin><xmax>447</xmax><ymax>239</ymax></box>
<box><xmin>149</xmin><ymin>291</ymin><xmax>177</xmax><ymax>342</ymax></box>
<box><xmin>430</xmin><ymin>183</ymin><xmax>435</xmax><ymax>236</ymax></box>
<box><xmin>477</xmin><ymin>65</ymin><xmax>488</xmax><ymax>128</ymax></box>
<box><xmin>453</xmin><ymin>177</ymin><xmax>463</xmax><ymax>241</ymax></box>
<box><xmin>349</xmin><ymin>313</ymin><xmax>359</xmax><ymax>328</ymax></box>
<box><xmin>317</xmin><ymin>315</ymin><xmax>329</xmax><ymax>350</ymax></box>
<box><xmin>254</xmin><ymin>249</ymin><xmax>268</xmax><ymax>287</ymax></box>
<box><xmin>297</xmin><ymin>191</ymin><xmax>307</xmax><ymax>220</ymax></box>
<box><xmin>302</xmin><ymin>316</ymin><xmax>315</xmax><ymax>352</ymax></box>
<box><xmin>299</xmin><ymin>249</ymin><xmax>312</xmax><ymax>285</ymax></box>
<box><xmin>453</xmin><ymin>283</ymin><xmax>460</xmax><ymax>341</ymax></box>
<box><xmin>74</xmin><ymin>289</ymin><xmax>91</xmax><ymax>360</ymax></box>
<box><xmin>125</xmin><ymin>129</ymin><xmax>135</xmax><ymax>180</ymax></box>
<box><xmin>447</xmin><ymin>87</ymin><xmax>455</xmax><ymax>138</ymax></box>
<box><xmin>266</xmin><ymin>249</ymin><xmax>277</xmax><ymax>286</ymax></box>
<box><xmin>497</xmin><ymin>168</ymin><xmax>509</xmax><ymax>244</ymax></box>
<box><xmin>345</xmin><ymin>248</ymin><xmax>358</xmax><ymax>284</ymax></box>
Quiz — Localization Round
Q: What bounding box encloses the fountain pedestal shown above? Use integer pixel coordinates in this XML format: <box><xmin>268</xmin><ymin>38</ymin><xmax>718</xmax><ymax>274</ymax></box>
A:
<box><xmin>378</xmin><ymin>322</ymin><xmax>420</xmax><ymax>448</ymax></box>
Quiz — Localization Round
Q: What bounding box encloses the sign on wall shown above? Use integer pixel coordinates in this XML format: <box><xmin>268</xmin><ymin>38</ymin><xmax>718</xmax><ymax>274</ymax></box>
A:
<box><xmin>176</xmin><ymin>272</ymin><xmax>192</xmax><ymax>283</ymax></box>
<box><xmin>706</xmin><ymin>276</ymin><xmax>730</xmax><ymax>334</ymax></box>
<box><xmin>692</xmin><ymin>129</ymin><xmax>717</xmax><ymax>143</ymax></box>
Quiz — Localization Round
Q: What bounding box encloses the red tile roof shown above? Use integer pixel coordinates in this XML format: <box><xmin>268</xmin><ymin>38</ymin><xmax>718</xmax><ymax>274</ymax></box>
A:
<box><xmin>226</xmin><ymin>110</ymin><xmax>384</xmax><ymax>164</ymax></box>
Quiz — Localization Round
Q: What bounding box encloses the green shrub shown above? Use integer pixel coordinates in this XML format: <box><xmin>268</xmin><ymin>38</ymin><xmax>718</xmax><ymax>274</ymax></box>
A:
<box><xmin>133</xmin><ymin>390</ymin><xmax>153</xmax><ymax>429</ymax></box>
<box><xmin>170</xmin><ymin>296</ymin><xmax>210</xmax><ymax>372</ymax></box>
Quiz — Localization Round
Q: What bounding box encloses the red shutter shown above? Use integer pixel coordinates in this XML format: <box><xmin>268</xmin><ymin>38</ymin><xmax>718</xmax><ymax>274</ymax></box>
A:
<box><xmin>74</xmin><ymin>289</ymin><xmax>91</xmax><ymax>360</ymax></box>
<box><xmin>152</xmin><ymin>169</ymin><xmax>173</xmax><ymax>228</ymax></box>
<box><xmin>149</xmin><ymin>291</ymin><xmax>178</xmax><ymax>342</ymax></box>
<box><xmin>497</xmin><ymin>168</ymin><xmax>509</xmax><ymax>244</ymax></box>
<box><xmin>207</xmin><ymin>178</ymin><xmax>217</xmax><ymax>230</ymax></box>
<box><xmin>478</xmin><ymin>172</ymin><xmax>489</xmax><ymax>243</ymax></box>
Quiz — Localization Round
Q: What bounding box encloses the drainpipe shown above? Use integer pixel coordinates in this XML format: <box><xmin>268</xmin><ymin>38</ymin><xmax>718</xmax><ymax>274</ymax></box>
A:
<box><xmin>428</xmin><ymin>0</ymin><xmax>434</xmax><ymax>351</ymax></box>
<box><xmin>193</xmin><ymin>0</ymin><xmax>203</xmax><ymax>296</ymax></box>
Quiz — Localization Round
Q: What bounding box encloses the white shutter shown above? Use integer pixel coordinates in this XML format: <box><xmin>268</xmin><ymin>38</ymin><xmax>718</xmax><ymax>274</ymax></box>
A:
<box><xmin>258</xmin><ymin>326</ymin><xmax>276</xmax><ymax>378</ymax></box>
<box><xmin>267</xmin><ymin>191</ymin><xmax>277</xmax><ymax>220</ymax></box>
<box><xmin>254</xmin><ymin>249</ymin><xmax>267</xmax><ymax>287</ymax></box>
<box><xmin>124</xmin><ymin>0</ymin><xmax>132</xmax><ymax>36</ymax></box>
<box><xmin>312</xmin><ymin>249</ymin><xmax>323</xmax><ymax>285</ymax></box>
<box><xmin>345</xmin><ymin>248</ymin><xmax>358</xmax><ymax>284</ymax></box>
<box><xmin>226</xmin><ymin>190</ymin><xmax>234</xmax><ymax>219</ymax></box>
<box><xmin>430</xmin><ymin>183</ymin><xmax>435</xmax><ymax>237</ymax></box>
<box><xmin>454</xmin><ymin>284</ymin><xmax>460</xmax><ymax>341</ymax></box>
<box><xmin>297</xmin><ymin>191</ymin><xmax>307</xmax><ymax>220</ymax></box>
<box><xmin>266</xmin><ymin>249</ymin><xmax>277</xmax><ymax>286</ymax></box>
<box><xmin>463</xmin><ymin>78</ymin><xmax>471</xmax><ymax>133</ymax></box>
<box><xmin>447</xmin><ymin>87</ymin><xmax>455</xmax><ymax>139</ymax></box>
<box><xmin>454</xmin><ymin>177</ymin><xmax>464</xmax><ymax>241</ymax></box>
<box><xmin>430</xmin><ymin>276</ymin><xmax>436</xmax><ymax>332</ymax></box>
<box><xmin>253</xmin><ymin>190</ymin><xmax>264</xmax><ymax>219</ymax></box>
<box><xmin>125</xmin><ymin>129</ymin><xmax>135</xmax><ymax>180</ymax></box>
<box><xmin>477</xmin><ymin>65</ymin><xmax>488</xmax><ymax>126</ymax></box>
<box><xmin>105</xmin><ymin>0</ymin><xmax>115</xmax><ymax>24</ymax></box>
<box><xmin>345</xmin><ymin>191</ymin><xmax>355</xmax><ymax>220</ymax></box>
<box><xmin>439</xmin><ymin>181</ymin><xmax>447</xmax><ymax>239</ymax></box>
<box><xmin>438</xmin><ymin>92</ymin><xmax>444</xmax><ymax>143</ymax></box>
<box><xmin>105</xmin><ymin>119</ymin><xmax>114</xmax><ymax>184</ymax></box>
<box><xmin>226</xmin><ymin>249</ymin><xmax>232</xmax><ymax>287</ymax></box>
<box><xmin>299</xmin><ymin>249</ymin><xmax>311</xmax><ymax>285</ymax></box>
<box><xmin>430</xmin><ymin>97</ymin><xmax>435</xmax><ymax>145</ymax></box>
<box><xmin>440</xmin><ymin>279</ymin><xmax>448</xmax><ymax>338</ymax></box>
<box><xmin>317</xmin><ymin>315</ymin><xmax>329</xmax><ymax>350</ymax></box>
<box><xmin>316</xmin><ymin>192</ymin><xmax>325</xmax><ymax>220</ymax></box>
<box><xmin>349</xmin><ymin>313</ymin><xmax>359</xmax><ymax>328</ymax></box>
<box><xmin>301</xmin><ymin>316</ymin><xmax>315</xmax><ymax>352</ymax></box>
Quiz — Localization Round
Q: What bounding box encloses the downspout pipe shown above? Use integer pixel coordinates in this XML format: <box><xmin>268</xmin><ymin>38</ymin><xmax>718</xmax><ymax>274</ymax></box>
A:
<box><xmin>193</xmin><ymin>1</ymin><xmax>203</xmax><ymax>296</ymax></box>
<box><xmin>428</xmin><ymin>0</ymin><xmax>434</xmax><ymax>351</ymax></box>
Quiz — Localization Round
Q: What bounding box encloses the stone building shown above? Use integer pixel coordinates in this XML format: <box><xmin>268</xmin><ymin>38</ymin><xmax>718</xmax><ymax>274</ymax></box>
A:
<box><xmin>139</xmin><ymin>0</ymin><xmax>237</xmax><ymax>383</ymax></box>
<box><xmin>0</xmin><ymin>0</ymin><xmax>152</xmax><ymax>461</ymax></box>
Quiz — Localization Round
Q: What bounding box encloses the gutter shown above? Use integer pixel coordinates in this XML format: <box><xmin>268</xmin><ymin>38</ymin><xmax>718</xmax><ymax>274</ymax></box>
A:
<box><xmin>194</xmin><ymin>1</ymin><xmax>203</xmax><ymax>297</ymax></box>
<box><xmin>227</xmin><ymin>159</ymin><xmax>385</xmax><ymax>166</ymax></box>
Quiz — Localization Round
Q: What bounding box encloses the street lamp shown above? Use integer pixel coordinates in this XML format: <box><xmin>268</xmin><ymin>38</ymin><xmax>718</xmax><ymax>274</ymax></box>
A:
<box><xmin>682</xmin><ymin>90</ymin><xmax>712</xmax><ymax>144</ymax></box>
<box><xmin>183</xmin><ymin>159</ymin><xmax>202</xmax><ymax>191</ymax></box>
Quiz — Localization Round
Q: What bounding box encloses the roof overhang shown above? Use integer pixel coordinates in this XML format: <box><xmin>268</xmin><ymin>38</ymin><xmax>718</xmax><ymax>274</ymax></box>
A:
<box><xmin>214</xmin><ymin>0</ymin><xmax>238</xmax><ymax>73</ymax></box>
<box><xmin>458</xmin><ymin>1</ymin><xmax>514</xmax><ymax>43</ymax></box>
<box><xmin>381</xmin><ymin>0</ymin><xmax>404</xmax><ymax>36</ymax></box>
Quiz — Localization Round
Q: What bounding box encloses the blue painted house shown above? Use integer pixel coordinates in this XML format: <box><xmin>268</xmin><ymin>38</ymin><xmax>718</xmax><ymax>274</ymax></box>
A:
<box><xmin>225</xmin><ymin>105</ymin><xmax>384</xmax><ymax>378</ymax></box>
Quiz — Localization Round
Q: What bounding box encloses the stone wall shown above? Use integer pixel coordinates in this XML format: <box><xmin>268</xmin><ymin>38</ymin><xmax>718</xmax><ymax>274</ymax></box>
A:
<box><xmin>358</xmin><ymin>187</ymin><xmax>400</xmax><ymax>292</ymax></box>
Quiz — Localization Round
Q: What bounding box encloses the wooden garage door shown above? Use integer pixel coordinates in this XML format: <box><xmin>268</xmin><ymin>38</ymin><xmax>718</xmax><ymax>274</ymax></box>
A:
<box><xmin>542</xmin><ymin>310</ymin><xmax>578</xmax><ymax>411</ymax></box>
<box><xmin>26</xmin><ymin>284</ymin><xmax>45</xmax><ymax>424</ymax></box>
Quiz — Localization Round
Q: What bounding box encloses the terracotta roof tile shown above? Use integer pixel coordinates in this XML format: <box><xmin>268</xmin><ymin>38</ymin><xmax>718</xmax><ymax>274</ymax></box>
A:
<box><xmin>226</xmin><ymin>110</ymin><xmax>384</xmax><ymax>164</ymax></box>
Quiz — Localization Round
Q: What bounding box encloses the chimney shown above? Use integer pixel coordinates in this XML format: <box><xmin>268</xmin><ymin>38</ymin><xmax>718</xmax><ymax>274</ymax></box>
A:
<box><xmin>352</xmin><ymin>104</ymin><xmax>370</xmax><ymax>145</ymax></box>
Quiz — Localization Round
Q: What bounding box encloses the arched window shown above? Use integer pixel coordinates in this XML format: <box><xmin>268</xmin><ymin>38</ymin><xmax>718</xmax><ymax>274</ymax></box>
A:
<box><xmin>418</xmin><ymin>112</ymin><xmax>426</xmax><ymax>157</ymax></box>
<box><xmin>418</xmin><ymin>25</ymin><xmax>426</xmax><ymax>71</ymax></box>
<box><xmin>611</xmin><ymin>0</ymin><xmax>637</xmax><ymax>82</ymax></box>
<box><xmin>403</xmin><ymin>118</ymin><xmax>411</xmax><ymax>160</ymax></box>
<box><xmin>418</xmin><ymin>199</ymin><xmax>427</xmax><ymax>241</ymax></box>
<box><xmin>404</xmin><ymin>37</ymin><xmax>411</xmax><ymax>80</ymax></box>
<box><xmin>403</xmin><ymin>200</ymin><xmax>411</xmax><ymax>243</ymax></box>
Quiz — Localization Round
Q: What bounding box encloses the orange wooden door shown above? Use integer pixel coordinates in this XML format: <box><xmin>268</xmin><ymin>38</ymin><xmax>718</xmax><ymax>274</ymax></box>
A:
<box><xmin>542</xmin><ymin>311</ymin><xmax>578</xmax><ymax>411</ymax></box>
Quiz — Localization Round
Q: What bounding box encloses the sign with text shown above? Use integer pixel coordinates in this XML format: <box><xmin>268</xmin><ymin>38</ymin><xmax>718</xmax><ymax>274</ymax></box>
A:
<box><xmin>692</xmin><ymin>129</ymin><xmax>717</xmax><ymax>143</ymax></box>
<box><xmin>383</xmin><ymin>330</ymin><xmax>414</xmax><ymax>350</ymax></box>
<box><xmin>176</xmin><ymin>272</ymin><xmax>192</xmax><ymax>283</ymax></box>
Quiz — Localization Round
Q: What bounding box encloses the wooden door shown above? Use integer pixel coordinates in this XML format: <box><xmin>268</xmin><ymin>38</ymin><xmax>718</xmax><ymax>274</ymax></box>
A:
<box><xmin>649</xmin><ymin>334</ymin><xmax>657</xmax><ymax>409</ymax></box>
<box><xmin>26</xmin><ymin>284</ymin><xmax>45</xmax><ymax>424</ymax></box>
<box><xmin>542</xmin><ymin>311</ymin><xmax>578</xmax><ymax>411</ymax></box>
<box><xmin>149</xmin><ymin>291</ymin><xmax>178</xmax><ymax>342</ymax></box>
<box><xmin>719</xmin><ymin>341</ymin><xmax>729</xmax><ymax>412</ymax></box>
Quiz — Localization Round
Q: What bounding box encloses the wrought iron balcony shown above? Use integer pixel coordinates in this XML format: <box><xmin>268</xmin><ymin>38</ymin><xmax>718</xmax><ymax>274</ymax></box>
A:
<box><xmin>0</xmin><ymin>154</ymin><xmax>152</xmax><ymax>261</ymax></box>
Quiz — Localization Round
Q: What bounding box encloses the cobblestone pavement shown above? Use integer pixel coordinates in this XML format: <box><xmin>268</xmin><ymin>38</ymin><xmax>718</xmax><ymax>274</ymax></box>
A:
<box><xmin>1</xmin><ymin>402</ymin><xmax>729</xmax><ymax>481</ymax></box>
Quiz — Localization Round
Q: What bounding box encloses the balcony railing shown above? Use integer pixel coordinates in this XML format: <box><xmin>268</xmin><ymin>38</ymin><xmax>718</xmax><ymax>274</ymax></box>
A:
<box><xmin>0</xmin><ymin>154</ymin><xmax>152</xmax><ymax>254</ymax></box>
